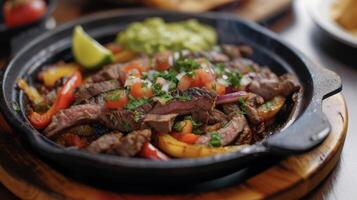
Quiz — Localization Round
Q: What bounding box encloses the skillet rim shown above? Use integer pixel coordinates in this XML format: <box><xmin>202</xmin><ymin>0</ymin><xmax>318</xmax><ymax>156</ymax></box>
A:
<box><xmin>0</xmin><ymin>9</ymin><xmax>342</xmax><ymax>170</ymax></box>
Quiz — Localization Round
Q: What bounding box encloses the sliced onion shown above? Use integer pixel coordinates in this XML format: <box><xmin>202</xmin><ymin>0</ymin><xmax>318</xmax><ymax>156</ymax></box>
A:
<box><xmin>216</xmin><ymin>91</ymin><xmax>248</xmax><ymax>105</ymax></box>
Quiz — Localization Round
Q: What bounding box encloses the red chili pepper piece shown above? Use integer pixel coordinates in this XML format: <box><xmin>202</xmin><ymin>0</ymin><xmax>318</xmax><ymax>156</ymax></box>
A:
<box><xmin>29</xmin><ymin>71</ymin><xmax>82</xmax><ymax>129</ymax></box>
<box><xmin>139</xmin><ymin>142</ymin><xmax>170</xmax><ymax>161</ymax></box>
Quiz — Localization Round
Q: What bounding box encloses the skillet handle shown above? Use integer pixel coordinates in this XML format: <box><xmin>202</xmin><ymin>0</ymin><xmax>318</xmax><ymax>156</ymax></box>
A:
<box><xmin>263</xmin><ymin>65</ymin><xmax>342</xmax><ymax>155</ymax></box>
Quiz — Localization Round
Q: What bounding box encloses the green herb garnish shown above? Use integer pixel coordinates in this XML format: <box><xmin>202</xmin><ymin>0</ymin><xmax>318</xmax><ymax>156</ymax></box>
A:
<box><xmin>173</xmin><ymin>121</ymin><xmax>184</xmax><ymax>132</ymax></box>
<box><xmin>209</xmin><ymin>131</ymin><xmax>221</xmax><ymax>147</ymax></box>
<box><xmin>227</xmin><ymin>71</ymin><xmax>242</xmax><ymax>89</ymax></box>
<box><xmin>125</xmin><ymin>98</ymin><xmax>150</xmax><ymax>111</ymax></box>
<box><xmin>175</xmin><ymin>58</ymin><xmax>200</xmax><ymax>73</ymax></box>
<box><xmin>238</xmin><ymin>97</ymin><xmax>248</xmax><ymax>115</ymax></box>
<box><xmin>175</xmin><ymin>93</ymin><xmax>192</xmax><ymax>101</ymax></box>
<box><xmin>133</xmin><ymin>111</ymin><xmax>143</xmax><ymax>122</ymax></box>
<box><xmin>104</xmin><ymin>89</ymin><xmax>125</xmax><ymax>101</ymax></box>
<box><xmin>153</xmin><ymin>70</ymin><xmax>178</xmax><ymax>84</ymax></box>
<box><xmin>213</xmin><ymin>63</ymin><xmax>225</xmax><ymax>76</ymax></box>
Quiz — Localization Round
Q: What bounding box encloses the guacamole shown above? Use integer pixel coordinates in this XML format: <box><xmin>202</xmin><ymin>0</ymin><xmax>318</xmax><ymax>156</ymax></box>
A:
<box><xmin>116</xmin><ymin>18</ymin><xmax>217</xmax><ymax>54</ymax></box>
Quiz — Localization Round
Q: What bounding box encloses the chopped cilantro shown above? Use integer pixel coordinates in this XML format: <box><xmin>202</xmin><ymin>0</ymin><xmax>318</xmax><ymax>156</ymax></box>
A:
<box><xmin>104</xmin><ymin>89</ymin><xmax>125</xmax><ymax>101</ymax></box>
<box><xmin>227</xmin><ymin>71</ymin><xmax>242</xmax><ymax>88</ymax></box>
<box><xmin>175</xmin><ymin>93</ymin><xmax>191</xmax><ymax>101</ymax></box>
<box><xmin>152</xmin><ymin>83</ymin><xmax>174</xmax><ymax>103</ymax></box>
<box><xmin>175</xmin><ymin>58</ymin><xmax>200</xmax><ymax>73</ymax></box>
<box><xmin>263</xmin><ymin>101</ymin><xmax>273</xmax><ymax>111</ymax></box>
<box><xmin>122</xmin><ymin>122</ymin><xmax>132</xmax><ymax>132</ymax></box>
<box><xmin>213</xmin><ymin>63</ymin><xmax>225</xmax><ymax>76</ymax></box>
<box><xmin>125</xmin><ymin>98</ymin><xmax>149</xmax><ymax>111</ymax></box>
<box><xmin>173</xmin><ymin>121</ymin><xmax>184</xmax><ymax>132</ymax></box>
<box><xmin>184</xmin><ymin>116</ymin><xmax>202</xmax><ymax>134</ymax></box>
<box><xmin>209</xmin><ymin>132</ymin><xmax>221</xmax><ymax>147</ymax></box>
<box><xmin>152</xmin><ymin>83</ymin><xmax>164</xmax><ymax>96</ymax></box>
<box><xmin>238</xmin><ymin>97</ymin><xmax>248</xmax><ymax>115</ymax></box>
<box><xmin>153</xmin><ymin>70</ymin><xmax>178</xmax><ymax>84</ymax></box>
<box><xmin>133</xmin><ymin>111</ymin><xmax>143</xmax><ymax>122</ymax></box>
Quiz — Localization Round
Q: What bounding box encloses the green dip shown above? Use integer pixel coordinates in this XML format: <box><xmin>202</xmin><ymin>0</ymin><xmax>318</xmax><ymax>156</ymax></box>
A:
<box><xmin>116</xmin><ymin>18</ymin><xmax>217</xmax><ymax>54</ymax></box>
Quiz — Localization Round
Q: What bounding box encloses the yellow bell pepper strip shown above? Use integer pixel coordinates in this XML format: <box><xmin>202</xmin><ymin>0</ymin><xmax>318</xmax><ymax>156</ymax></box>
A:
<box><xmin>38</xmin><ymin>63</ymin><xmax>79</xmax><ymax>87</ymax></box>
<box><xmin>29</xmin><ymin>71</ymin><xmax>82</xmax><ymax>129</ymax></box>
<box><xmin>17</xmin><ymin>79</ymin><xmax>44</xmax><ymax>105</ymax></box>
<box><xmin>157</xmin><ymin>133</ymin><xmax>246</xmax><ymax>158</ymax></box>
<box><xmin>139</xmin><ymin>142</ymin><xmax>170</xmax><ymax>160</ymax></box>
<box><xmin>258</xmin><ymin>96</ymin><xmax>286</xmax><ymax>121</ymax></box>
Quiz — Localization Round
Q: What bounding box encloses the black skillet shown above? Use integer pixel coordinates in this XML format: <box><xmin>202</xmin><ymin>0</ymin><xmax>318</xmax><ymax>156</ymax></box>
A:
<box><xmin>0</xmin><ymin>9</ymin><xmax>342</xmax><ymax>184</ymax></box>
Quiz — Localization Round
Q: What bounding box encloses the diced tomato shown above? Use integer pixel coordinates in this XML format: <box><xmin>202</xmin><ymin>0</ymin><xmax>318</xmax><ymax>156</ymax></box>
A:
<box><xmin>139</xmin><ymin>142</ymin><xmax>170</xmax><ymax>160</ymax></box>
<box><xmin>4</xmin><ymin>0</ymin><xmax>47</xmax><ymax>28</ymax></box>
<box><xmin>154</xmin><ymin>51</ymin><xmax>172</xmax><ymax>71</ymax></box>
<box><xmin>104</xmin><ymin>90</ymin><xmax>128</xmax><ymax>109</ymax></box>
<box><xmin>171</xmin><ymin>132</ymin><xmax>199</xmax><ymax>144</ymax></box>
<box><xmin>130</xmin><ymin>81</ymin><xmax>153</xmax><ymax>99</ymax></box>
<box><xmin>177</xmin><ymin>75</ymin><xmax>192</xmax><ymax>90</ymax></box>
<box><xmin>205</xmin><ymin>82</ymin><xmax>226</xmax><ymax>95</ymax></box>
<box><xmin>197</xmin><ymin>69</ymin><xmax>215</xmax><ymax>85</ymax></box>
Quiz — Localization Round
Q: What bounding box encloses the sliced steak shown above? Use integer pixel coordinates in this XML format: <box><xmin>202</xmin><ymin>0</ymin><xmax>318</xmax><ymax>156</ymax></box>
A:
<box><xmin>75</xmin><ymin>80</ymin><xmax>120</xmax><ymax>103</ymax></box>
<box><xmin>196</xmin><ymin>114</ymin><xmax>247</xmax><ymax>146</ymax></box>
<box><xmin>208</xmin><ymin>109</ymin><xmax>228</xmax><ymax>124</ymax></box>
<box><xmin>86</xmin><ymin>132</ymin><xmax>123</xmax><ymax>153</ymax></box>
<box><xmin>149</xmin><ymin>88</ymin><xmax>216</xmax><ymax>122</ymax></box>
<box><xmin>92</xmin><ymin>57</ymin><xmax>149</xmax><ymax>83</ymax></box>
<box><xmin>224</xmin><ymin>58</ymin><xmax>261</xmax><ymax>74</ymax></box>
<box><xmin>99</xmin><ymin>109</ymin><xmax>143</xmax><ymax>132</ymax></box>
<box><xmin>91</xmin><ymin>63</ymin><xmax>125</xmax><ymax>83</ymax></box>
<box><xmin>44</xmin><ymin>104</ymin><xmax>102</xmax><ymax>137</ymax></box>
<box><xmin>244</xmin><ymin>93</ymin><xmax>264</xmax><ymax>125</ymax></box>
<box><xmin>112</xmin><ymin>129</ymin><xmax>151</xmax><ymax>157</ymax></box>
<box><xmin>187</xmin><ymin>50</ymin><xmax>230</xmax><ymax>63</ymax></box>
<box><xmin>247</xmin><ymin>68</ymin><xmax>300</xmax><ymax>100</ymax></box>
<box><xmin>221</xmin><ymin>44</ymin><xmax>253</xmax><ymax>59</ymax></box>
<box><xmin>235</xmin><ymin>125</ymin><xmax>252</xmax><ymax>145</ymax></box>
<box><xmin>144</xmin><ymin>114</ymin><xmax>177</xmax><ymax>133</ymax></box>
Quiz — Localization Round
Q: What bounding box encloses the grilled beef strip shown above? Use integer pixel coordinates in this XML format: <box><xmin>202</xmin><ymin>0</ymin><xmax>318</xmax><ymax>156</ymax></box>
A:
<box><xmin>150</xmin><ymin>88</ymin><xmax>216</xmax><ymax>122</ymax></box>
<box><xmin>222</xmin><ymin>103</ymin><xmax>253</xmax><ymax>145</ymax></box>
<box><xmin>74</xmin><ymin>80</ymin><xmax>120</xmax><ymax>104</ymax></box>
<box><xmin>221</xmin><ymin>44</ymin><xmax>253</xmax><ymax>59</ymax></box>
<box><xmin>86</xmin><ymin>132</ymin><xmax>123</xmax><ymax>153</ymax></box>
<box><xmin>99</xmin><ymin>109</ymin><xmax>143</xmax><ymax>132</ymax></box>
<box><xmin>187</xmin><ymin>50</ymin><xmax>230</xmax><ymax>63</ymax></box>
<box><xmin>144</xmin><ymin>113</ymin><xmax>178</xmax><ymax>133</ymax></box>
<box><xmin>111</xmin><ymin>129</ymin><xmax>152</xmax><ymax>157</ymax></box>
<box><xmin>92</xmin><ymin>57</ymin><xmax>149</xmax><ymax>83</ymax></box>
<box><xmin>224</xmin><ymin>58</ymin><xmax>261</xmax><ymax>74</ymax></box>
<box><xmin>44</xmin><ymin>104</ymin><xmax>103</xmax><ymax>137</ymax></box>
<box><xmin>207</xmin><ymin>109</ymin><xmax>228</xmax><ymax>125</ymax></box>
<box><xmin>196</xmin><ymin>114</ymin><xmax>247</xmax><ymax>146</ymax></box>
<box><xmin>247</xmin><ymin>68</ymin><xmax>300</xmax><ymax>100</ymax></box>
<box><xmin>244</xmin><ymin>93</ymin><xmax>265</xmax><ymax>125</ymax></box>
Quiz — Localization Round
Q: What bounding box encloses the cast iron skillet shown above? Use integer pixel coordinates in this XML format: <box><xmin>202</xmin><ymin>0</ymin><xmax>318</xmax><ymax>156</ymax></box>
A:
<box><xmin>0</xmin><ymin>9</ymin><xmax>342</xmax><ymax>184</ymax></box>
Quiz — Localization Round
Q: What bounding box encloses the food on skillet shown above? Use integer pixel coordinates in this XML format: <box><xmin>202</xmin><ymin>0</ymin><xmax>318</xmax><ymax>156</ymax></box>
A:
<box><xmin>331</xmin><ymin>0</ymin><xmax>357</xmax><ymax>37</ymax></box>
<box><xmin>3</xmin><ymin>0</ymin><xmax>47</xmax><ymax>28</ymax></box>
<box><xmin>18</xmin><ymin>18</ymin><xmax>300</xmax><ymax>160</ymax></box>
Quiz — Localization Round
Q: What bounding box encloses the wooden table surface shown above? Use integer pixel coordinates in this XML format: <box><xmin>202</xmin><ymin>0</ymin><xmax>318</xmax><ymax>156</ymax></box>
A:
<box><xmin>0</xmin><ymin>0</ymin><xmax>356</xmax><ymax>199</ymax></box>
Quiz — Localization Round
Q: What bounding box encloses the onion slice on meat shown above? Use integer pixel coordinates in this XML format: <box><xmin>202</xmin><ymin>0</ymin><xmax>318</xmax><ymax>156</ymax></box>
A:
<box><xmin>216</xmin><ymin>91</ymin><xmax>248</xmax><ymax>105</ymax></box>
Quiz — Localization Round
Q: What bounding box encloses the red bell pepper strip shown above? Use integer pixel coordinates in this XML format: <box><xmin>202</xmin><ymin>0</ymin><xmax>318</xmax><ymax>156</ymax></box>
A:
<box><xmin>29</xmin><ymin>71</ymin><xmax>82</xmax><ymax>129</ymax></box>
<box><xmin>139</xmin><ymin>142</ymin><xmax>170</xmax><ymax>161</ymax></box>
<box><xmin>171</xmin><ymin>132</ymin><xmax>199</xmax><ymax>144</ymax></box>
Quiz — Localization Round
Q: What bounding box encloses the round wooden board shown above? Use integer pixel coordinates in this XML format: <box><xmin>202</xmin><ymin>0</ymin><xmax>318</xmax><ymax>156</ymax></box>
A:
<box><xmin>0</xmin><ymin>93</ymin><xmax>348</xmax><ymax>200</ymax></box>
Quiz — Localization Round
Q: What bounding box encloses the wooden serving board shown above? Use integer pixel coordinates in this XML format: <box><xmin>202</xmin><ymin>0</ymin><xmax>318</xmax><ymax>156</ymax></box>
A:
<box><xmin>0</xmin><ymin>93</ymin><xmax>348</xmax><ymax>200</ymax></box>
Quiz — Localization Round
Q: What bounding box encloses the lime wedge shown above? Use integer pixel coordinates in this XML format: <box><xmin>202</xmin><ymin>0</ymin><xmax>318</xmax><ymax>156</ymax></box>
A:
<box><xmin>72</xmin><ymin>26</ymin><xmax>113</xmax><ymax>69</ymax></box>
